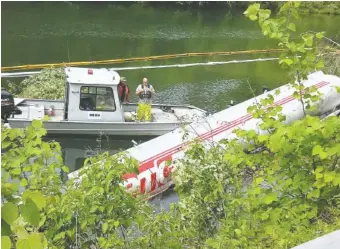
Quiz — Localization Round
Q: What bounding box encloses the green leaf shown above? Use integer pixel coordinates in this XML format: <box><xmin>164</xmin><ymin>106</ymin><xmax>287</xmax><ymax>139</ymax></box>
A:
<box><xmin>302</xmin><ymin>34</ymin><xmax>314</xmax><ymax>47</ymax></box>
<box><xmin>90</xmin><ymin>206</ymin><xmax>98</xmax><ymax>213</ymax></box>
<box><xmin>319</xmin><ymin>151</ymin><xmax>328</xmax><ymax>160</ymax></box>
<box><xmin>258</xmin><ymin>135</ymin><xmax>268</xmax><ymax>142</ymax></box>
<box><xmin>249</xmin><ymin>15</ymin><xmax>258</xmax><ymax>21</ymax></box>
<box><xmin>258</xmin><ymin>9</ymin><xmax>271</xmax><ymax>20</ymax></box>
<box><xmin>61</xmin><ymin>166</ymin><xmax>69</xmax><ymax>173</ymax></box>
<box><xmin>316</xmin><ymin>60</ymin><xmax>324</xmax><ymax>69</ymax></box>
<box><xmin>38</xmin><ymin>215</ymin><xmax>46</xmax><ymax>229</ymax></box>
<box><xmin>292</xmin><ymin>91</ymin><xmax>300</xmax><ymax>99</ymax></box>
<box><xmin>316</xmin><ymin>32</ymin><xmax>324</xmax><ymax>39</ymax></box>
<box><xmin>30</xmin><ymin>192</ymin><xmax>46</xmax><ymax>210</ymax></box>
<box><xmin>17</xmin><ymin>233</ymin><xmax>44</xmax><ymax>249</ymax></box>
<box><xmin>11</xmin><ymin>222</ymin><xmax>29</xmax><ymax>239</ymax></box>
<box><xmin>23</xmin><ymin>166</ymin><xmax>32</xmax><ymax>172</ymax></box>
<box><xmin>333</xmin><ymin>173</ymin><xmax>340</xmax><ymax>186</ymax></box>
<box><xmin>53</xmin><ymin>232</ymin><xmax>65</xmax><ymax>241</ymax></box>
<box><xmin>10</xmin><ymin>168</ymin><xmax>21</xmax><ymax>175</ymax></box>
<box><xmin>291</xmin><ymin>8</ymin><xmax>300</xmax><ymax>19</ymax></box>
<box><xmin>32</xmin><ymin>120</ymin><xmax>43</xmax><ymax>129</ymax></box>
<box><xmin>288</xmin><ymin>23</ymin><xmax>296</xmax><ymax>32</ymax></box>
<box><xmin>234</xmin><ymin>229</ymin><xmax>241</xmax><ymax>236</ymax></box>
<box><xmin>114</xmin><ymin>220</ymin><xmax>120</xmax><ymax>228</ymax></box>
<box><xmin>284</xmin><ymin>58</ymin><xmax>293</xmax><ymax>65</ymax></box>
<box><xmin>244</xmin><ymin>3</ymin><xmax>260</xmax><ymax>17</ymax></box>
<box><xmin>336</xmin><ymin>86</ymin><xmax>340</xmax><ymax>94</ymax></box>
<box><xmin>324</xmin><ymin>171</ymin><xmax>336</xmax><ymax>183</ymax></box>
<box><xmin>1</xmin><ymin>219</ymin><xmax>11</xmax><ymax>237</ymax></box>
<box><xmin>312</xmin><ymin>145</ymin><xmax>322</xmax><ymax>156</ymax></box>
<box><xmin>255</xmin><ymin>177</ymin><xmax>264</xmax><ymax>184</ymax></box>
<box><xmin>1</xmin><ymin>202</ymin><xmax>18</xmax><ymax>225</ymax></box>
<box><xmin>315</xmin><ymin>172</ymin><xmax>323</xmax><ymax>180</ymax></box>
<box><xmin>1</xmin><ymin>236</ymin><xmax>11</xmax><ymax>249</ymax></box>
<box><xmin>21</xmin><ymin>199</ymin><xmax>40</xmax><ymax>227</ymax></box>
<box><xmin>261</xmin><ymin>213</ymin><xmax>269</xmax><ymax>221</ymax></box>
<box><xmin>263</xmin><ymin>192</ymin><xmax>278</xmax><ymax>204</ymax></box>
<box><xmin>307</xmin><ymin>189</ymin><xmax>320</xmax><ymax>199</ymax></box>
<box><xmin>294</xmin><ymin>1</ymin><xmax>301</xmax><ymax>7</ymax></box>
<box><xmin>315</xmin><ymin>166</ymin><xmax>324</xmax><ymax>173</ymax></box>
<box><xmin>23</xmin><ymin>191</ymin><xmax>46</xmax><ymax>210</ymax></box>
<box><xmin>102</xmin><ymin>223</ymin><xmax>108</xmax><ymax>234</ymax></box>
<box><xmin>20</xmin><ymin>178</ymin><xmax>28</xmax><ymax>187</ymax></box>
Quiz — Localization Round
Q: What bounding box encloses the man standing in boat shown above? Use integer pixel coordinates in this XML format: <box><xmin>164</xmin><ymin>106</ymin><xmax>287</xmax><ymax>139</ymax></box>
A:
<box><xmin>118</xmin><ymin>76</ymin><xmax>130</xmax><ymax>103</ymax></box>
<box><xmin>135</xmin><ymin>77</ymin><xmax>155</xmax><ymax>103</ymax></box>
<box><xmin>135</xmin><ymin>77</ymin><xmax>155</xmax><ymax>121</ymax></box>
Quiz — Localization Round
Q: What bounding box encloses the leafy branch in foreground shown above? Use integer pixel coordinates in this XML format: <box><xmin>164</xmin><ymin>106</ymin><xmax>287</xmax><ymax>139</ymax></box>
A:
<box><xmin>1</xmin><ymin>120</ymin><xmax>66</xmax><ymax>249</ymax></box>
<box><xmin>1</xmin><ymin>121</ymin><xmax>151</xmax><ymax>249</ymax></box>
<box><xmin>244</xmin><ymin>1</ymin><xmax>325</xmax><ymax>115</ymax></box>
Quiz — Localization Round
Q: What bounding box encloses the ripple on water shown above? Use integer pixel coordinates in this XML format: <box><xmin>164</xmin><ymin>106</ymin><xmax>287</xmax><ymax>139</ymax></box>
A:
<box><xmin>8</xmin><ymin>22</ymin><xmax>262</xmax><ymax>41</ymax></box>
<box><xmin>151</xmin><ymin>78</ymin><xmax>241</xmax><ymax>112</ymax></box>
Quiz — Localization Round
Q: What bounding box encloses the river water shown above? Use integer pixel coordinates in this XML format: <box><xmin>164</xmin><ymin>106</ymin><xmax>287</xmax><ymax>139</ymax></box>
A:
<box><xmin>2</xmin><ymin>2</ymin><xmax>340</xmax><ymax>206</ymax></box>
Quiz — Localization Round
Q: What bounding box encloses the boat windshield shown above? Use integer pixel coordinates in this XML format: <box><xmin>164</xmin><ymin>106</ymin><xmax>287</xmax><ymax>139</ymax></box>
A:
<box><xmin>79</xmin><ymin>86</ymin><xmax>116</xmax><ymax>112</ymax></box>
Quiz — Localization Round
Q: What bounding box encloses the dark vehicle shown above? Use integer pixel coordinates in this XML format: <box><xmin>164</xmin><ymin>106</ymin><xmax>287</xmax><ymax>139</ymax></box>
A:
<box><xmin>1</xmin><ymin>88</ymin><xmax>22</xmax><ymax>122</ymax></box>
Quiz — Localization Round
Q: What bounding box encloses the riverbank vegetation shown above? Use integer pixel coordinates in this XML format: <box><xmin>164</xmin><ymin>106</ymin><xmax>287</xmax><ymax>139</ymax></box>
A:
<box><xmin>2</xmin><ymin>2</ymin><xmax>340</xmax><ymax>249</ymax></box>
<box><xmin>2</xmin><ymin>68</ymin><xmax>65</xmax><ymax>100</ymax></box>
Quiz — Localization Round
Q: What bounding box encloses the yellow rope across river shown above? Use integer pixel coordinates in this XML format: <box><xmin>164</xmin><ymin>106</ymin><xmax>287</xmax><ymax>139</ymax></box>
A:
<box><xmin>1</xmin><ymin>49</ymin><xmax>284</xmax><ymax>72</ymax></box>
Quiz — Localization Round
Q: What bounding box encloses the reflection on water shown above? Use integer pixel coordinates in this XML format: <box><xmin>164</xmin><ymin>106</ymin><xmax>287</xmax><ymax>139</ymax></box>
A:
<box><xmin>46</xmin><ymin>135</ymin><xmax>155</xmax><ymax>173</ymax></box>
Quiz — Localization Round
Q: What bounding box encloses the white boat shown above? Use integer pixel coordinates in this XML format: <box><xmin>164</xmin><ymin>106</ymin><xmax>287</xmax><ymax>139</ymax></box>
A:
<box><xmin>7</xmin><ymin>67</ymin><xmax>207</xmax><ymax>136</ymax></box>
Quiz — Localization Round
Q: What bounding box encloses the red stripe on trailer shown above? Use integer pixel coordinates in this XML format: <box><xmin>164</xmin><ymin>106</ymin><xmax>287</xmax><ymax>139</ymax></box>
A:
<box><xmin>138</xmin><ymin>81</ymin><xmax>329</xmax><ymax>173</ymax></box>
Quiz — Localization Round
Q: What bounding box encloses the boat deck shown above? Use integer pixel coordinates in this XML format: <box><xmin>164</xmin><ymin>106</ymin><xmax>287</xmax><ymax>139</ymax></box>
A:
<box><xmin>11</xmin><ymin>98</ymin><xmax>206</xmax><ymax>123</ymax></box>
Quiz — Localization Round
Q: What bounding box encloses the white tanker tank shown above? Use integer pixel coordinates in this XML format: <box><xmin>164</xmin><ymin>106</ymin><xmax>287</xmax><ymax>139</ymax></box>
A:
<box><xmin>68</xmin><ymin>71</ymin><xmax>340</xmax><ymax>198</ymax></box>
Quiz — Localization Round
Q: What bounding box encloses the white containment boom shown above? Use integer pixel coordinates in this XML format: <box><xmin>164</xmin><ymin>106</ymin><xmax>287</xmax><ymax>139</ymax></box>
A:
<box><xmin>68</xmin><ymin>71</ymin><xmax>340</xmax><ymax>198</ymax></box>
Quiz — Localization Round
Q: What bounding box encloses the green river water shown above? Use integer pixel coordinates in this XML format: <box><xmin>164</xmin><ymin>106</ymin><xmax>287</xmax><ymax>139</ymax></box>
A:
<box><xmin>2</xmin><ymin>2</ymin><xmax>340</xmax><ymax>175</ymax></box>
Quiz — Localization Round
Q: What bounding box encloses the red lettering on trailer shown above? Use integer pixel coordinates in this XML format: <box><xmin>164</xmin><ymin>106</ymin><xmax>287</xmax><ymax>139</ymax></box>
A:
<box><xmin>151</xmin><ymin>173</ymin><xmax>157</xmax><ymax>192</ymax></box>
<box><xmin>140</xmin><ymin>178</ymin><xmax>146</xmax><ymax>193</ymax></box>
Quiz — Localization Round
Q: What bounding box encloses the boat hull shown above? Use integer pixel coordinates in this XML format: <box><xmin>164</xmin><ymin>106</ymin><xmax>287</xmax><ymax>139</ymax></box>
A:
<box><xmin>8</xmin><ymin>119</ymin><xmax>189</xmax><ymax>136</ymax></box>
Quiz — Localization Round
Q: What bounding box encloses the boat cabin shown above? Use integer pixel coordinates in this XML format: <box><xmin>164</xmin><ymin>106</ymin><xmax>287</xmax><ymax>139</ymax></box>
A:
<box><xmin>64</xmin><ymin>67</ymin><xmax>124</xmax><ymax>122</ymax></box>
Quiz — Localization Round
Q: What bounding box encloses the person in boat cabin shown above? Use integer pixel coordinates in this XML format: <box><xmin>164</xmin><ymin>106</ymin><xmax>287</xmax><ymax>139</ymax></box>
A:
<box><xmin>135</xmin><ymin>77</ymin><xmax>155</xmax><ymax>104</ymax></box>
<box><xmin>117</xmin><ymin>77</ymin><xmax>130</xmax><ymax>103</ymax></box>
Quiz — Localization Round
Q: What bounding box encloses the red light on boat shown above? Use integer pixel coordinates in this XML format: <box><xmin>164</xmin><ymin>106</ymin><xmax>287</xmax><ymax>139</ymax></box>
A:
<box><xmin>88</xmin><ymin>69</ymin><xmax>93</xmax><ymax>75</ymax></box>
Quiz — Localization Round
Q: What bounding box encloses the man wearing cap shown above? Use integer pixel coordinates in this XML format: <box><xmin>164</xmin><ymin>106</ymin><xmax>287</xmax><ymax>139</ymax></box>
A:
<box><xmin>118</xmin><ymin>76</ymin><xmax>130</xmax><ymax>104</ymax></box>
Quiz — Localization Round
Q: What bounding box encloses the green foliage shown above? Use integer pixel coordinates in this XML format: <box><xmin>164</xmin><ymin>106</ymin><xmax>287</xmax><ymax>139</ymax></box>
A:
<box><xmin>136</xmin><ymin>114</ymin><xmax>340</xmax><ymax>249</ymax></box>
<box><xmin>244</xmin><ymin>1</ymin><xmax>326</xmax><ymax>115</ymax></box>
<box><xmin>45</xmin><ymin>150</ymin><xmax>149</xmax><ymax>249</ymax></box>
<box><xmin>299</xmin><ymin>1</ymin><xmax>340</xmax><ymax>15</ymax></box>
<box><xmin>1</xmin><ymin>236</ymin><xmax>12</xmax><ymax>249</ymax></box>
<box><xmin>19</xmin><ymin>68</ymin><xmax>65</xmax><ymax>100</ymax></box>
<box><xmin>1</xmin><ymin>120</ymin><xmax>151</xmax><ymax>249</ymax></box>
<box><xmin>1</xmin><ymin>120</ymin><xmax>66</xmax><ymax>249</ymax></box>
